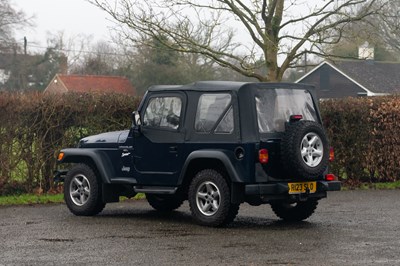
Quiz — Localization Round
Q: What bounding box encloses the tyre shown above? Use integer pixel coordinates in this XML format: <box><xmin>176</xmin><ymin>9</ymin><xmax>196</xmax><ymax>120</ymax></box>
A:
<box><xmin>281</xmin><ymin>121</ymin><xmax>329</xmax><ymax>180</ymax></box>
<box><xmin>188</xmin><ymin>169</ymin><xmax>239</xmax><ymax>227</ymax></box>
<box><xmin>146</xmin><ymin>194</ymin><xmax>184</xmax><ymax>212</ymax></box>
<box><xmin>270</xmin><ymin>200</ymin><xmax>318</xmax><ymax>222</ymax></box>
<box><xmin>64</xmin><ymin>164</ymin><xmax>105</xmax><ymax>216</ymax></box>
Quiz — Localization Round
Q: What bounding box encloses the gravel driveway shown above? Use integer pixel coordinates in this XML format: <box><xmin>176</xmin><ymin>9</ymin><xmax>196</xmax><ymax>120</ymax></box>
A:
<box><xmin>0</xmin><ymin>190</ymin><xmax>399</xmax><ymax>265</ymax></box>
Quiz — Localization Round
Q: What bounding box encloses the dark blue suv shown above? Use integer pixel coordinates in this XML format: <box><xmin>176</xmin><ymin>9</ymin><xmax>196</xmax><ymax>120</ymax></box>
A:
<box><xmin>56</xmin><ymin>81</ymin><xmax>340</xmax><ymax>227</ymax></box>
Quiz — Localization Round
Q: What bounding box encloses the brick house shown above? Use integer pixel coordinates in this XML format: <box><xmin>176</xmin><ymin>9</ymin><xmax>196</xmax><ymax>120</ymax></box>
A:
<box><xmin>44</xmin><ymin>74</ymin><xmax>136</xmax><ymax>96</ymax></box>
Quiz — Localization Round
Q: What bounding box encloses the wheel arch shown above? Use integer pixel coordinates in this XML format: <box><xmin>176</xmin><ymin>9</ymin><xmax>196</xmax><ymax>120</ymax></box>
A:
<box><xmin>179</xmin><ymin>150</ymin><xmax>241</xmax><ymax>184</ymax></box>
<box><xmin>58</xmin><ymin>148</ymin><xmax>114</xmax><ymax>184</ymax></box>
<box><xmin>178</xmin><ymin>150</ymin><xmax>244</xmax><ymax>204</ymax></box>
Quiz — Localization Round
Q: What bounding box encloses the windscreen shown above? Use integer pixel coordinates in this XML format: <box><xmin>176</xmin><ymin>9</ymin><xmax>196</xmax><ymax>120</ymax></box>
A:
<box><xmin>256</xmin><ymin>88</ymin><xmax>318</xmax><ymax>133</ymax></box>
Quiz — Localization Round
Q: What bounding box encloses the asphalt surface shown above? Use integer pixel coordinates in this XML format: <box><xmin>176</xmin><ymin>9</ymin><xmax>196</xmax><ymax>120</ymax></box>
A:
<box><xmin>0</xmin><ymin>190</ymin><xmax>399</xmax><ymax>266</ymax></box>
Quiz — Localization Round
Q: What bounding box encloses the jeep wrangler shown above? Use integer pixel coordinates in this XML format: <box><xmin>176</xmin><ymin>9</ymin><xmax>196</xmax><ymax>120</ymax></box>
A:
<box><xmin>55</xmin><ymin>81</ymin><xmax>341</xmax><ymax>227</ymax></box>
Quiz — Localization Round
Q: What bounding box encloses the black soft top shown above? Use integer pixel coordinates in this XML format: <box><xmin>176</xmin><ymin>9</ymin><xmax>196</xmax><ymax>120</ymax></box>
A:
<box><xmin>148</xmin><ymin>81</ymin><xmax>315</xmax><ymax>93</ymax></box>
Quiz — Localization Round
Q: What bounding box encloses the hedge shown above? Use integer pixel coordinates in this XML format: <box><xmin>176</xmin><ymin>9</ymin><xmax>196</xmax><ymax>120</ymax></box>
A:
<box><xmin>321</xmin><ymin>96</ymin><xmax>400</xmax><ymax>186</ymax></box>
<box><xmin>0</xmin><ymin>92</ymin><xmax>140</xmax><ymax>195</ymax></box>
<box><xmin>0</xmin><ymin>92</ymin><xmax>399</xmax><ymax>194</ymax></box>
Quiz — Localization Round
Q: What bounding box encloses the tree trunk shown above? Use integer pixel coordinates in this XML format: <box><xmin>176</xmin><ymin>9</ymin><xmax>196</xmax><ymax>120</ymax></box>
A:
<box><xmin>265</xmin><ymin>43</ymin><xmax>279</xmax><ymax>82</ymax></box>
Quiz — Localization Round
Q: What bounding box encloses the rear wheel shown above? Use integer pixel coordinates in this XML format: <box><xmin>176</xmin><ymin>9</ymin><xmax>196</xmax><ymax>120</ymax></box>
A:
<box><xmin>146</xmin><ymin>194</ymin><xmax>184</xmax><ymax>212</ymax></box>
<box><xmin>270</xmin><ymin>200</ymin><xmax>318</xmax><ymax>222</ymax></box>
<box><xmin>64</xmin><ymin>164</ymin><xmax>105</xmax><ymax>216</ymax></box>
<box><xmin>188</xmin><ymin>169</ymin><xmax>239</xmax><ymax>227</ymax></box>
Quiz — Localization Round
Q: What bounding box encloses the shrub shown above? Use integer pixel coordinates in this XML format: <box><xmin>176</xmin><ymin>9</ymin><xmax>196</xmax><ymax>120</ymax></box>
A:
<box><xmin>0</xmin><ymin>92</ymin><xmax>140</xmax><ymax>195</ymax></box>
<box><xmin>1</xmin><ymin>92</ymin><xmax>400</xmax><ymax>194</ymax></box>
<box><xmin>321</xmin><ymin>96</ymin><xmax>400</xmax><ymax>186</ymax></box>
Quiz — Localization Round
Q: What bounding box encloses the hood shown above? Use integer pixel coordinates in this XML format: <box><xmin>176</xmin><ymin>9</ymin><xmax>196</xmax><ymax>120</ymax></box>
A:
<box><xmin>78</xmin><ymin>130</ymin><xmax>130</xmax><ymax>148</ymax></box>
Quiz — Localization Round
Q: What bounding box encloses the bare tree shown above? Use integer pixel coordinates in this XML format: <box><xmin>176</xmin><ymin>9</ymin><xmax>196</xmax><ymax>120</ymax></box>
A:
<box><xmin>115</xmin><ymin>35</ymin><xmax>251</xmax><ymax>94</ymax></box>
<box><xmin>70</xmin><ymin>40</ymin><xmax>125</xmax><ymax>75</ymax></box>
<box><xmin>45</xmin><ymin>31</ymin><xmax>93</xmax><ymax>71</ymax></box>
<box><xmin>321</xmin><ymin>0</ymin><xmax>400</xmax><ymax>62</ymax></box>
<box><xmin>0</xmin><ymin>0</ymin><xmax>33</xmax><ymax>52</ymax></box>
<box><xmin>377</xmin><ymin>1</ymin><xmax>400</xmax><ymax>55</ymax></box>
<box><xmin>89</xmin><ymin>0</ymin><xmax>387</xmax><ymax>81</ymax></box>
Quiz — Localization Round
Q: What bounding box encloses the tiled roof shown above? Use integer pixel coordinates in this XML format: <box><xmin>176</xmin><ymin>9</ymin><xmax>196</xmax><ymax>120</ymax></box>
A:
<box><xmin>331</xmin><ymin>60</ymin><xmax>400</xmax><ymax>94</ymax></box>
<box><xmin>57</xmin><ymin>74</ymin><xmax>136</xmax><ymax>96</ymax></box>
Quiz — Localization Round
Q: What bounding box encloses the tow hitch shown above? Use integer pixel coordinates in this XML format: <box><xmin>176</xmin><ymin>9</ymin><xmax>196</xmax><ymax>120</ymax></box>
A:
<box><xmin>299</xmin><ymin>187</ymin><xmax>311</xmax><ymax>201</ymax></box>
<box><xmin>289</xmin><ymin>187</ymin><xmax>310</xmax><ymax>202</ymax></box>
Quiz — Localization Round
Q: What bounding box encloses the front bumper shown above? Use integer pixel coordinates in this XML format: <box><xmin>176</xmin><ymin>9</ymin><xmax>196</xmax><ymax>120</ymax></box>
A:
<box><xmin>54</xmin><ymin>169</ymin><xmax>68</xmax><ymax>183</ymax></box>
<box><xmin>245</xmin><ymin>181</ymin><xmax>341</xmax><ymax>197</ymax></box>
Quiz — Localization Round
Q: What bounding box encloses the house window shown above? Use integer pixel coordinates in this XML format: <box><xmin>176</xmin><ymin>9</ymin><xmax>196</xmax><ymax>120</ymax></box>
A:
<box><xmin>320</xmin><ymin>65</ymin><xmax>330</xmax><ymax>91</ymax></box>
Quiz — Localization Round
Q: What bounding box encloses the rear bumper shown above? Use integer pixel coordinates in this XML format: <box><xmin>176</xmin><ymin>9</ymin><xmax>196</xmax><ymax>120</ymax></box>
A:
<box><xmin>245</xmin><ymin>181</ymin><xmax>341</xmax><ymax>196</ymax></box>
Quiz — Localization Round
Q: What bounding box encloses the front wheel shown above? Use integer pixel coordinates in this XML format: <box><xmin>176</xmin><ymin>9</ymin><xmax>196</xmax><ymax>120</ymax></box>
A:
<box><xmin>270</xmin><ymin>200</ymin><xmax>318</xmax><ymax>222</ymax></box>
<box><xmin>64</xmin><ymin>164</ymin><xmax>105</xmax><ymax>216</ymax></box>
<box><xmin>188</xmin><ymin>169</ymin><xmax>239</xmax><ymax>227</ymax></box>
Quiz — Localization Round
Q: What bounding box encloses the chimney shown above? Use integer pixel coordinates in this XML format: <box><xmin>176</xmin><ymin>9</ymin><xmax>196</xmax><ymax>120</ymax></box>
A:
<box><xmin>358</xmin><ymin>41</ymin><xmax>374</xmax><ymax>60</ymax></box>
<box><xmin>59</xmin><ymin>55</ymin><xmax>68</xmax><ymax>74</ymax></box>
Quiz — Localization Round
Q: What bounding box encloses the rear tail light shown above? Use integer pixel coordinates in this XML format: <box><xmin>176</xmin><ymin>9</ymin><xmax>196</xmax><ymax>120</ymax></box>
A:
<box><xmin>289</xmin><ymin>114</ymin><xmax>303</xmax><ymax>122</ymax></box>
<box><xmin>325</xmin><ymin>174</ymin><xmax>337</xmax><ymax>181</ymax></box>
<box><xmin>259</xmin><ymin>149</ymin><xmax>269</xmax><ymax>164</ymax></box>
<box><xmin>329</xmin><ymin>147</ymin><xmax>334</xmax><ymax>162</ymax></box>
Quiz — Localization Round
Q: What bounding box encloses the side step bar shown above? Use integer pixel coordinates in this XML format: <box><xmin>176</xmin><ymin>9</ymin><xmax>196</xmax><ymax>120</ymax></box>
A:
<box><xmin>133</xmin><ymin>186</ymin><xmax>177</xmax><ymax>194</ymax></box>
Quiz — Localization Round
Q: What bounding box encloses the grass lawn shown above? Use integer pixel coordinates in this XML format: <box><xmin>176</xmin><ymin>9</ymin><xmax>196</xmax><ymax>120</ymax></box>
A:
<box><xmin>0</xmin><ymin>193</ymin><xmax>64</xmax><ymax>206</ymax></box>
<box><xmin>358</xmin><ymin>180</ymin><xmax>400</xmax><ymax>190</ymax></box>
<box><xmin>0</xmin><ymin>193</ymin><xmax>146</xmax><ymax>206</ymax></box>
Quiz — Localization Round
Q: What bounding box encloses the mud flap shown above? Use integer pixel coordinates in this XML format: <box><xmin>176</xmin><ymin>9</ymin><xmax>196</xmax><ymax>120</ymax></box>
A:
<box><xmin>231</xmin><ymin>182</ymin><xmax>245</xmax><ymax>204</ymax></box>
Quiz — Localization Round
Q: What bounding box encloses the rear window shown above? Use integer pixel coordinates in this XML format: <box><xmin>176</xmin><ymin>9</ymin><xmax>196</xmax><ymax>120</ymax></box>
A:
<box><xmin>256</xmin><ymin>88</ymin><xmax>318</xmax><ymax>133</ymax></box>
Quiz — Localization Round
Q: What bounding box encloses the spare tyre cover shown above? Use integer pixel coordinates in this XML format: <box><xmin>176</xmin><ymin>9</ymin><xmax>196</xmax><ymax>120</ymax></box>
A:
<box><xmin>281</xmin><ymin>120</ymin><xmax>329</xmax><ymax>180</ymax></box>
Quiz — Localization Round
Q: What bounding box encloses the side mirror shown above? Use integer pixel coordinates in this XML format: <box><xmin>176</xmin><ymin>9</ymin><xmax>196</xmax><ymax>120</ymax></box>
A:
<box><xmin>132</xmin><ymin>111</ymin><xmax>142</xmax><ymax>127</ymax></box>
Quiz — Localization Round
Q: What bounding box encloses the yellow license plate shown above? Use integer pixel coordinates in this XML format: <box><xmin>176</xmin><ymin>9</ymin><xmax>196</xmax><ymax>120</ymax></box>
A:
<box><xmin>288</xmin><ymin>182</ymin><xmax>317</xmax><ymax>194</ymax></box>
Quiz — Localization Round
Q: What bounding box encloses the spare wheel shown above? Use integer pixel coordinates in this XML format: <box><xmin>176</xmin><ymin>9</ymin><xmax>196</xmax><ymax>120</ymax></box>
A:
<box><xmin>280</xmin><ymin>120</ymin><xmax>329</xmax><ymax>180</ymax></box>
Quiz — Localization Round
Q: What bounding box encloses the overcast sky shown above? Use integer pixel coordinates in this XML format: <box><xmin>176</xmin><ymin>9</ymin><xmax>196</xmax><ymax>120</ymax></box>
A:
<box><xmin>13</xmin><ymin>0</ymin><xmax>331</xmax><ymax>62</ymax></box>
<box><xmin>15</xmin><ymin>0</ymin><xmax>114</xmax><ymax>52</ymax></box>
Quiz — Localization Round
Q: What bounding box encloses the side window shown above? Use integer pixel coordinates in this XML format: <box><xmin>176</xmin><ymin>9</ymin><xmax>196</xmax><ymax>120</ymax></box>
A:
<box><xmin>195</xmin><ymin>93</ymin><xmax>233</xmax><ymax>134</ymax></box>
<box><xmin>215</xmin><ymin>106</ymin><xmax>234</xmax><ymax>134</ymax></box>
<box><xmin>143</xmin><ymin>96</ymin><xmax>182</xmax><ymax>130</ymax></box>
